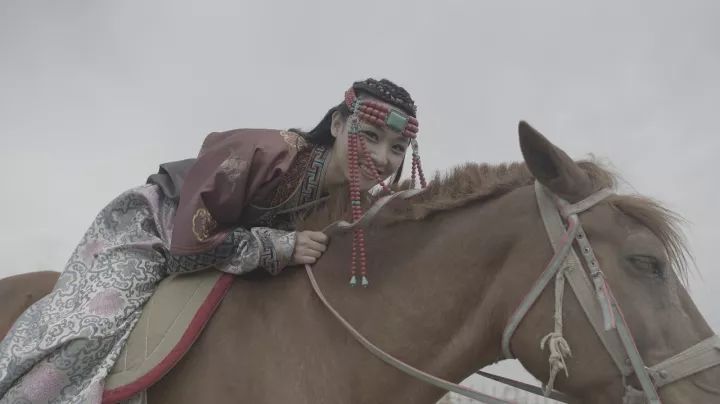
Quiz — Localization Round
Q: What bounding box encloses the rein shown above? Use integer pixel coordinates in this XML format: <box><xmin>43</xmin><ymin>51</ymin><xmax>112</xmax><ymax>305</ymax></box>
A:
<box><xmin>305</xmin><ymin>265</ymin><xmax>510</xmax><ymax>404</ymax></box>
<box><xmin>305</xmin><ymin>184</ymin><xmax>720</xmax><ymax>403</ymax></box>
<box><xmin>308</xmin><ymin>189</ymin><xmax>513</xmax><ymax>404</ymax></box>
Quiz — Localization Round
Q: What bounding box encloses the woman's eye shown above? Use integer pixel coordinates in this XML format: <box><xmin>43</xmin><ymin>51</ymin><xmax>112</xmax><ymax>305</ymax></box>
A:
<box><xmin>392</xmin><ymin>145</ymin><xmax>406</xmax><ymax>154</ymax></box>
<box><xmin>628</xmin><ymin>256</ymin><xmax>665</xmax><ymax>278</ymax></box>
<box><xmin>363</xmin><ymin>132</ymin><xmax>378</xmax><ymax>142</ymax></box>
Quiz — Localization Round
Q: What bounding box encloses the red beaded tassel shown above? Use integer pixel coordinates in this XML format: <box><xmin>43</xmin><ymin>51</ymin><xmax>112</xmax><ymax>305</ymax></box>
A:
<box><xmin>410</xmin><ymin>139</ymin><xmax>427</xmax><ymax>189</ymax></box>
<box><xmin>411</xmin><ymin>155</ymin><xmax>418</xmax><ymax>189</ymax></box>
<box><xmin>347</xmin><ymin>124</ymin><xmax>368</xmax><ymax>287</ymax></box>
<box><xmin>343</xmin><ymin>87</ymin><xmax>427</xmax><ymax>287</ymax></box>
<box><xmin>414</xmin><ymin>155</ymin><xmax>427</xmax><ymax>188</ymax></box>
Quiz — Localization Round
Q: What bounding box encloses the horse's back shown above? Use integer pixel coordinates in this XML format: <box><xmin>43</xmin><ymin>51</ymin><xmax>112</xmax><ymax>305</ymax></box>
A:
<box><xmin>0</xmin><ymin>271</ymin><xmax>59</xmax><ymax>339</ymax></box>
<box><xmin>148</xmin><ymin>269</ymin><xmax>346</xmax><ymax>403</ymax></box>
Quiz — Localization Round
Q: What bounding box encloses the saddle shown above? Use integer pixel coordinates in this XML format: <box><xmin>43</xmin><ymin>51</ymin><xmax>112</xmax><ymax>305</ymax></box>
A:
<box><xmin>102</xmin><ymin>270</ymin><xmax>233</xmax><ymax>403</ymax></box>
<box><xmin>100</xmin><ymin>189</ymin><xmax>423</xmax><ymax>402</ymax></box>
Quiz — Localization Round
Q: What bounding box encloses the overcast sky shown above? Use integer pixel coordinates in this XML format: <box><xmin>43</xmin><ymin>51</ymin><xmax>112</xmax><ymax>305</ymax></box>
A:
<box><xmin>1</xmin><ymin>0</ymin><xmax>718</xmax><ymax>395</ymax></box>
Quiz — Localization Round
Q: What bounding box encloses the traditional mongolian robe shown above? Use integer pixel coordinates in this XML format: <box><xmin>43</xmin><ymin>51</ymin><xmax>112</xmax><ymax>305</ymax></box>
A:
<box><xmin>0</xmin><ymin>129</ymin><xmax>330</xmax><ymax>403</ymax></box>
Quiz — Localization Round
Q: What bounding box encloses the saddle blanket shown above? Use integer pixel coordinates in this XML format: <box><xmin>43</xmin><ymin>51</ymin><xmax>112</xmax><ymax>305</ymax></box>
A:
<box><xmin>102</xmin><ymin>270</ymin><xmax>233</xmax><ymax>403</ymax></box>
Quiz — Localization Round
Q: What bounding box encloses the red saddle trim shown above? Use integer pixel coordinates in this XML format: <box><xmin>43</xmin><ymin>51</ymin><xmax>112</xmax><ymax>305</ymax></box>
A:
<box><xmin>102</xmin><ymin>273</ymin><xmax>234</xmax><ymax>403</ymax></box>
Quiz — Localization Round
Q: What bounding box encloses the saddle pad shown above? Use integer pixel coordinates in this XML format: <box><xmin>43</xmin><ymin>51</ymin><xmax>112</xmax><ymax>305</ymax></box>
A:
<box><xmin>102</xmin><ymin>270</ymin><xmax>234</xmax><ymax>403</ymax></box>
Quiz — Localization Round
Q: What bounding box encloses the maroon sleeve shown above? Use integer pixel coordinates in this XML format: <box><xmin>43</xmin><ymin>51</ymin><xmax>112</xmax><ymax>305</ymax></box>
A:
<box><xmin>169</xmin><ymin>129</ymin><xmax>295</xmax><ymax>255</ymax></box>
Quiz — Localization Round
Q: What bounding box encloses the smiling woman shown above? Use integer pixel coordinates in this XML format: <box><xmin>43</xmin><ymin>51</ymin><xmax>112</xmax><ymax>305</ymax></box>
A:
<box><xmin>0</xmin><ymin>78</ymin><xmax>427</xmax><ymax>403</ymax></box>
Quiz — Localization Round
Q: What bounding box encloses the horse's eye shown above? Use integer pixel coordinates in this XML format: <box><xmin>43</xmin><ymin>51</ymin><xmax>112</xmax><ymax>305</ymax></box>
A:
<box><xmin>628</xmin><ymin>255</ymin><xmax>665</xmax><ymax>279</ymax></box>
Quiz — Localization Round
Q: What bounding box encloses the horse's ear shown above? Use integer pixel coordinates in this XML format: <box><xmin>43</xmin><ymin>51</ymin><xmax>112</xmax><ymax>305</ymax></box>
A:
<box><xmin>518</xmin><ymin>121</ymin><xmax>593</xmax><ymax>202</ymax></box>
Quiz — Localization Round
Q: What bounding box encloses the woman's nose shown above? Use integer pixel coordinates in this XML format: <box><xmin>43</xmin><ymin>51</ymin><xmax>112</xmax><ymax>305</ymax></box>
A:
<box><xmin>370</xmin><ymin>149</ymin><xmax>388</xmax><ymax>171</ymax></box>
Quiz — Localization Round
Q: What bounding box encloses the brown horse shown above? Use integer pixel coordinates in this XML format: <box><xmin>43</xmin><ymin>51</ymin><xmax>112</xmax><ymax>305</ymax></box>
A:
<box><xmin>0</xmin><ymin>271</ymin><xmax>59</xmax><ymax>339</ymax></box>
<box><xmin>1</xmin><ymin>122</ymin><xmax>717</xmax><ymax>403</ymax></box>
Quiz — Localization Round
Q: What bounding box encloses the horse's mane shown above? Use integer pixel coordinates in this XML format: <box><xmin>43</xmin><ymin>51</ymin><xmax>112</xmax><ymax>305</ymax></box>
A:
<box><xmin>298</xmin><ymin>161</ymin><xmax>691</xmax><ymax>282</ymax></box>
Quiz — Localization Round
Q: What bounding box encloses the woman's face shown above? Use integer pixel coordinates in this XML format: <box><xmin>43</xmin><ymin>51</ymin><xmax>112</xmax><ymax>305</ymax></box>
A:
<box><xmin>329</xmin><ymin>98</ymin><xmax>410</xmax><ymax>192</ymax></box>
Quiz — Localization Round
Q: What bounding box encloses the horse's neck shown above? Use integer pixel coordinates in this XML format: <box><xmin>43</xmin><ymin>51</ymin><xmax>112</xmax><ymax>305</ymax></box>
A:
<box><xmin>312</xmin><ymin>186</ymin><xmax>538</xmax><ymax>402</ymax></box>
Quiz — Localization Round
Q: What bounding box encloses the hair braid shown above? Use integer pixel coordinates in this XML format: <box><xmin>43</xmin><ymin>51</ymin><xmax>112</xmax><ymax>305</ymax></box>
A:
<box><xmin>352</xmin><ymin>78</ymin><xmax>417</xmax><ymax>117</ymax></box>
<box><xmin>297</xmin><ymin>78</ymin><xmax>417</xmax><ymax>146</ymax></box>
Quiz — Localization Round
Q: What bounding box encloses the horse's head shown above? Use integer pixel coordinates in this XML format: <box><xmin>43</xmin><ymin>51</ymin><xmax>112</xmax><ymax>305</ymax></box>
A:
<box><xmin>510</xmin><ymin>121</ymin><xmax>719</xmax><ymax>403</ymax></box>
<box><xmin>296</xmin><ymin>121</ymin><xmax>718</xmax><ymax>404</ymax></box>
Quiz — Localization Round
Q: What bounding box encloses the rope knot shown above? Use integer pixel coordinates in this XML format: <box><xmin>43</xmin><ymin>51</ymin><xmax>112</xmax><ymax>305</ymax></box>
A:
<box><xmin>540</xmin><ymin>331</ymin><xmax>572</xmax><ymax>395</ymax></box>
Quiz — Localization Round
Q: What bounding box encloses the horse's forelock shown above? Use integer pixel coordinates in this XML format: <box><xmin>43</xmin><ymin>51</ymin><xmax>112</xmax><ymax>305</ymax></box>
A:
<box><xmin>608</xmin><ymin>195</ymin><xmax>693</xmax><ymax>285</ymax></box>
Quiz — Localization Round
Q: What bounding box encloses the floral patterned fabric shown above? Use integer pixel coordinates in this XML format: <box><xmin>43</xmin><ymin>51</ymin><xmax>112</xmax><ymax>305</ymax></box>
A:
<box><xmin>0</xmin><ymin>184</ymin><xmax>295</xmax><ymax>403</ymax></box>
<box><xmin>0</xmin><ymin>130</ymin><xmax>331</xmax><ymax>403</ymax></box>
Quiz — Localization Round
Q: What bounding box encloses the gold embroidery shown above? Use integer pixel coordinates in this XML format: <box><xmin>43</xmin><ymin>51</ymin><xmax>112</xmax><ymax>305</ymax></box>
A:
<box><xmin>280</xmin><ymin>130</ymin><xmax>308</xmax><ymax>151</ymax></box>
<box><xmin>219</xmin><ymin>149</ymin><xmax>248</xmax><ymax>189</ymax></box>
<box><xmin>192</xmin><ymin>208</ymin><xmax>217</xmax><ymax>241</ymax></box>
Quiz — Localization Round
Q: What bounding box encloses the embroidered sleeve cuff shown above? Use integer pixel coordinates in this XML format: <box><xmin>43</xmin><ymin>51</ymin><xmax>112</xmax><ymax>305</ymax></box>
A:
<box><xmin>252</xmin><ymin>228</ymin><xmax>296</xmax><ymax>276</ymax></box>
<box><xmin>166</xmin><ymin>226</ymin><xmax>253</xmax><ymax>274</ymax></box>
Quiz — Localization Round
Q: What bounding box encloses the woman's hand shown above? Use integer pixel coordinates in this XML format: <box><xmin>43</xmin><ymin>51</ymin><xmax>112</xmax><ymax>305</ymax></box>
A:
<box><xmin>291</xmin><ymin>231</ymin><xmax>329</xmax><ymax>265</ymax></box>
